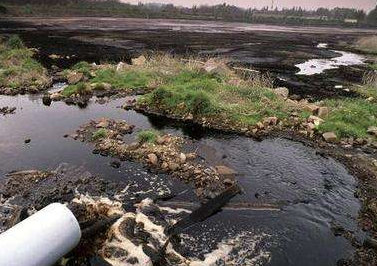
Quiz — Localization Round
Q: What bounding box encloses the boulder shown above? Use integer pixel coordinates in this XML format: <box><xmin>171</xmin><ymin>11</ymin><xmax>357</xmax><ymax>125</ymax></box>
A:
<box><xmin>132</xmin><ymin>55</ymin><xmax>146</xmax><ymax>66</ymax></box>
<box><xmin>67</xmin><ymin>72</ymin><xmax>83</xmax><ymax>85</ymax></box>
<box><xmin>367</xmin><ymin>126</ymin><xmax>377</xmax><ymax>137</ymax></box>
<box><xmin>96</xmin><ymin>121</ymin><xmax>109</xmax><ymax>128</ymax></box>
<box><xmin>256</xmin><ymin>122</ymin><xmax>264</xmax><ymax>129</ymax></box>
<box><xmin>116</xmin><ymin>62</ymin><xmax>127</xmax><ymax>71</ymax></box>
<box><xmin>304</xmin><ymin>104</ymin><xmax>320</xmax><ymax>114</ymax></box>
<box><xmin>215</xmin><ymin>165</ymin><xmax>237</xmax><ymax>177</ymax></box>
<box><xmin>317</xmin><ymin>107</ymin><xmax>329</xmax><ymax>118</ymax></box>
<box><xmin>50</xmin><ymin>92</ymin><xmax>62</xmax><ymax>101</ymax></box>
<box><xmin>322</xmin><ymin>132</ymin><xmax>337</xmax><ymax>142</ymax></box>
<box><xmin>273</xmin><ymin>87</ymin><xmax>289</xmax><ymax>99</ymax></box>
<box><xmin>203</xmin><ymin>59</ymin><xmax>228</xmax><ymax>75</ymax></box>
<box><xmin>263</xmin><ymin>117</ymin><xmax>278</xmax><ymax>126</ymax></box>
<box><xmin>186</xmin><ymin>153</ymin><xmax>196</xmax><ymax>160</ymax></box>
<box><xmin>308</xmin><ymin>115</ymin><xmax>324</xmax><ymax>126</ymax></box>
<box><xmin>307</xmin><ymin>122</ymin><xmax>315</xmax><ymax>132</ymax></box>
<box><xmin>179</xmin><ymin>153</ymin><xmax>186</xmax><ymax>164</ymax></box>
<box><xmin>168</xmin><ymin>162</ymin><xmax>180</xmax><ymax>171</ymax></box>
<box><xmin>147</xmin><ymin>153</ymin><xmax>158</xmax><ymax>165</ymax></box>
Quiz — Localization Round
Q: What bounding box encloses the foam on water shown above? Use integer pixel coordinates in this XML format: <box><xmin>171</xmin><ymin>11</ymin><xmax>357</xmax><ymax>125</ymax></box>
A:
<box><xmin>295</xmin><ymin>50</ymin><xmax>364</xmax><ymax>75</ymax></box>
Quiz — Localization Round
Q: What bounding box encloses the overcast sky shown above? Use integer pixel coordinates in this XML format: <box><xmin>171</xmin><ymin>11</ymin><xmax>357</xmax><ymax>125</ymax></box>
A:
<box><xmin>123</xmin><ymin>0</ymin><xmax>376</xmax><ymax>11</ymax></box>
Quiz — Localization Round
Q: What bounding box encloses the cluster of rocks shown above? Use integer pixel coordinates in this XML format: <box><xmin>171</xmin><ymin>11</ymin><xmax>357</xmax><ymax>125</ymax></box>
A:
<box><xmin>0</xmin><ymin>83</ymin><xmax>52</xmax><ymax>95</ymax></box>
<box><xmin>69</xmin><ymin>118</ymin><xmax>236</xmax><ymax>199</ymax></box>
<box><xmin>0</xmin><ymin>106</ymin><xmax>16</xmax><ymax>115</ymax></box>
<box><xmin>0</xmin><ymin>168</ymin><xmax>192</xmax><ymax>266</ymax></box>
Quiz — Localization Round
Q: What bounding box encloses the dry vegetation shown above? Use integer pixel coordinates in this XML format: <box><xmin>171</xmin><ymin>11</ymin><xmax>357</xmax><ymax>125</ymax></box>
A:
<box><xmin>355</xmin><ymin>36</ymin><xmax>377</xmax><ymax>54</ymax></box>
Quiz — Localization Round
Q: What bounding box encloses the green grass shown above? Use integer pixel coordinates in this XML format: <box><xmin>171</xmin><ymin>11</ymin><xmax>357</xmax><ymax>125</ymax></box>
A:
<box><xmin>0</xmin><ymin>35</ymin><xmax>49</xmax><ymax>89</ymax></box>
<box><xmin>139</xmin><ymin>69</ymin><xmax>298</xmax><ymax>126</ymax></box>
<box><xmin>137</xmin><ymin>130</ymin><xmax>159</xmax><ymax>143</ymax></box>
<box><xmin>355</xmin><ymin>85</ymin><xmax>377</xmax><ymax>100</ymax></box>
<box><xmin>61</xmin><ymin>82</ymin><xmax>90</xmax><ymax>97</ymax></box>
<box><xmin>369</xmin><ymin>64</ymin><xmax>377</xmax><ymax>71</ymax></box>
<box><xmin>91</xmin><ymin>68</ymin><xmax>153</xmax><ymax>89</ymax></box>
<box><xmin>62</xmin><ymin>65</ymin><xmax>155</xmax><ymax>96</ymax></box>
<box><xmin>318</xmin><ymin>98</ymin><xmax>377</xmax><ymax>139</ymax></box>
<box><xmin>70</xmin><ymin>61</ymin><xmax>92</xmax><ymax>77</ymax></box>
<box><xmin>92</xmin><ymin>128</ymin><xmax>108</xmax><ymax>140</ymax></box>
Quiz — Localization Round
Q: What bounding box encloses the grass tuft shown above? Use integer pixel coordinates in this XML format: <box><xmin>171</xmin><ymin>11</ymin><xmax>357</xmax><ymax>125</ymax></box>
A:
<box><xmin>137</xmin><ymin>130</ymin><xmax>159</xmax><ymax>143</ymax></box>
<box><xmin>92</xmin><ymin>128</ymin><xmax>108</xmax><ymax>140</ymax></box>
<box><xmin>6</xmin><ymin>35</ymin><xmax>24</xmax><ymax>49</ymax></box>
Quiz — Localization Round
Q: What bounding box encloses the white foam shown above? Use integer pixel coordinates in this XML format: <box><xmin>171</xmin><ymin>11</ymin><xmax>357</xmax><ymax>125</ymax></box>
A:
<box><xmin>296</xmin><ymin>50</ymin><xmax>364</xmax><ymax>76</ymax></box>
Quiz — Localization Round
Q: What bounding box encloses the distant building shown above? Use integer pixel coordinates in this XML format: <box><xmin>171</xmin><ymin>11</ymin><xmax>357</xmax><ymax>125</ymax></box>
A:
<box><xmin>344</xmin><ymin>19</ymin><xmax>358</xmax><ymax>23</ymax></box>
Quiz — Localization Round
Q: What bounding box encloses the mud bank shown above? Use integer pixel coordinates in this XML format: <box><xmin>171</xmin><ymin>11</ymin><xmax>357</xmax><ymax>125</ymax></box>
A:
<box><xmin>0</xmin><ymin>17</ymin><xmax>374</xmax><ymax>99</ymax></box>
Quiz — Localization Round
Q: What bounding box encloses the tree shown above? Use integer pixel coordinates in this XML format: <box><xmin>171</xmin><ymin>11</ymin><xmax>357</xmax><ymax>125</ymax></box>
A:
<box><xmin>367</xmin><ymin>5</ymin><xmax>377</xmax><ymax>24</ymax></box>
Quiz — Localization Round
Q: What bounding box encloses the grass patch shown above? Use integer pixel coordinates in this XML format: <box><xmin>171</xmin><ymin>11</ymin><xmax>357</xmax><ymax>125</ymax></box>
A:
<box><xmin>369</xmin><ymin>64</ymin><xmax>377</xmax><ymax>71</ymax></box>
<box><xmin>91</xmin><ymin>68</ymin><xmax>153</xmax><ymax>89</ymax></box>
<box><xmin>140</xmin><ymin>68</ymin><xmax>298</xmax><ymax>126</ymax></box>
<box><xmin>61</xmin><ymin>82</ymin><xmax>90</xmax><ymax>97</ymax></box>
<box><xmin>318</xmin><ymin>98</ymin><xmax>377</xmax><ymax>139</ymax></box>
<box><xmin>92</xmin><ymin>128</ymin><xmax>108</xmax><ymax>140</ymax></box>
<box><xmin>137</xmin><ymin>130</ymin><xmax>159</xmax><ymax>143</ymax></box>
<box><xmin>62</xmin><ymin>63</ymin><xmax>158</xmax><ymax>96</ymax></box>
<box><xmin>0</xmin><ymin>35</ymin><xmax>49</xmax><ymax>89</ymax></box>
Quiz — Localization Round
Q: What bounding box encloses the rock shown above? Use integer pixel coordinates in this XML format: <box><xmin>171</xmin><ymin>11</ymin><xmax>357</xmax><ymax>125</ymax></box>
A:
<box><xmin>67</xmin><ymin>72</ymin><xmax>83</xmax><ymax>85</ymax></box>
<box><xmin>317</xmin><ymin>107</ymin><xmax>329</xmax><ymax>118</ymax></box>
<box><xmin>50</xmin><ymin>92</ymin><xmax>62</xmax><ymax>101</ymax></box>
<box><xmin>203</xmin><ymin>58</ymin><xmax>228</xmax><ymax>75</ymax></box>
<box><xmin>42</xmin><ymin>94</ymin><xmax>51</xmax><ymax>106</ymax></box>
<box><xmin>110</xmin><ymin>160</ymin><xmax>121</xmax><ymax>168</ymax></box>
<box><xmin>127</xmin><ymin>142</ymin><xmax>140</xmax><ymax>151</ymax></box>
<box><xmin>223</xmin><ymin>178</ymin><xmax>234</xmax><ymax>186</ymax></box>
<box><xmin>24</xmin><ymin>139</ymin><xmax>31</xmax><ymax>144</ymax></box>
<box><xmin>308</xmin><ymin>115</ymin><xmax>324</xmax><ymax>126</ymax></box>
<box><xmin>322</xmin><ymin>132</ymin><xmax>337</xmax><ymax>142</ymax></box>
<box><xmin>263</xmin><ymin>117</ymin><xmax>278</xmax><ymax>126</ymax></box>
<box><xmin>168</xmin><ymin>162</ymin><xmax>180</xmax><ymax>171</ymax></box>
<box><xmin>303</xmin><ymin>104</ymin><xmax>319</xmax><ymax>114</ymax></box>
<box><xmin>102</xmin><ymin>82</ymin><xmax>112</xmax><ymax>91</ymax></box>
<box><xmin>161</xmin><ymin>162</ymin><xmax>169</xmax><ymax>169</ymax></box>
<box><xmin>256</xmin><ymin>122</ymin><xmax>264</xmax><ymax>129</ymax></box>
<box><xmin>286</xmin><ymin>99</ymin><xmax>299</xmax><ymax>108</ymax></box>
<box><xmin>186</xmin><ymin>113</ymin><xmax>193</xmax><ymax>120</ymax></box>
<box><xmin>179</xmin><ymin>153</ymin><xmax>186</xmax><ymax>164</ymax></box>
<box><xmin>307</xmin><ymin>122</ymin><xmax>316</xmax><ymax>132</ymax></box>
<box><xmin>132</xmin><ymin>55</ymin><xmax>146</xmax><ymax>66</ymax></box>
<box><xmin>215</xmin><ymin>165</ymin><xmax>237</xmax><ymax>176</ymax></box>
<box><xmin>96</xmin><ymin>121</ymin><xmax>109</xmax><ymax>128</ymax></box>
<box><xmin>116</xmin><ymin>62</ymin><xmax>127</xmax><ymax>71</ymax></box>
<box><xmin>147</xmin><ymin>153</ymin><xmax>158</xmax><ymax>165</ymax></box>
<box><xmin>186</xmin><ymin>153</ymin><xmax>196</xmax><ymax>160</ymax></box>
<box><xmin>273</xmin><ymin>87</ymin><xmax>289</xmax><ymax>99</ymax></box>
<box><xmin>367</xmin><ymin>126</ymin><xmax>377</xmax><ymax>137</ymax></box>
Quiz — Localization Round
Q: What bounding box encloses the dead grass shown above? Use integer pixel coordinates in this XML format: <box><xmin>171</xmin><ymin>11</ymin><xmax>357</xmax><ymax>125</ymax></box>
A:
<box><xmin>355</xmin><ymin>36</ymin><xmax>377</xmax><ymax>54</ymax></box>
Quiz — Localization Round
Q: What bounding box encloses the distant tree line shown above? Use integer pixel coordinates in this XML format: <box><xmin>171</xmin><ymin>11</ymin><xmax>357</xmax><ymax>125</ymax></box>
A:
<box><xmin>1</xmin><ymin>0</ymin><xmax>377</xmax><ymax>27</ymax></box>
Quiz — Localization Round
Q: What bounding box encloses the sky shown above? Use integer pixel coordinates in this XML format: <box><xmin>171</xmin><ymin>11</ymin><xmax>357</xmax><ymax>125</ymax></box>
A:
<box><xmin>122</xmin><ymin>0</ymin><xmax>376</xmax><ymax>11</ymax></box>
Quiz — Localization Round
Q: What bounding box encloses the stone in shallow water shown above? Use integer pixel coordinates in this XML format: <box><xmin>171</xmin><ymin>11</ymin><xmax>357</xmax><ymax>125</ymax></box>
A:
<box><xmin>322</xmin><ymin>132</ymin><xmax>337</xmax><ymax>142</ymax></box>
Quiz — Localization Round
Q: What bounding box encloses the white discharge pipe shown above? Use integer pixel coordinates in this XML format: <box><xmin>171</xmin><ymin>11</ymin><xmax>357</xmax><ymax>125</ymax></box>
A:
<box><xmin>0</xmin><ymin>203</ymin><xmax>81</xmax><ymax>266</ymax></box>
